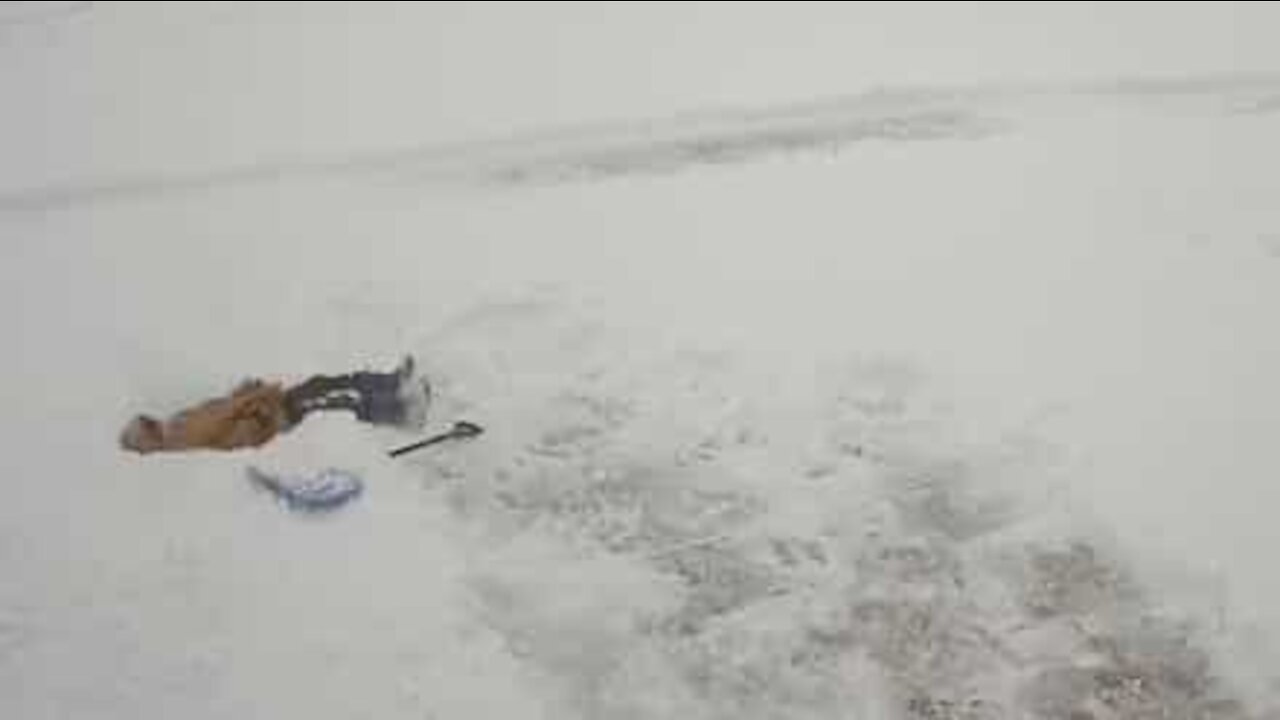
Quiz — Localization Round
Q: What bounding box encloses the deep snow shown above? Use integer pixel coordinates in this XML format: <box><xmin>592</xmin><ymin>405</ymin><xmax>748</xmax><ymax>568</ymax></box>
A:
<box><xmin>3</xmin><ymin>3</ymin><xmax>1280</xmax><ymax>719</ymax></box>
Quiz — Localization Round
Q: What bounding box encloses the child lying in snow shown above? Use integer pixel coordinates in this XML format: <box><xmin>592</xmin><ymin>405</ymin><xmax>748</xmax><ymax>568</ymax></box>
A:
<box><xmin>119</xmin><ymin>357</ymin><xmax>429</xmax><ymax>454</ymax></box>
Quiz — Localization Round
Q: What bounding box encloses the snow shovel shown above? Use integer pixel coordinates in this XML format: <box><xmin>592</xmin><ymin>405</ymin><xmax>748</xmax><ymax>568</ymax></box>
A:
<box><xmin>388</xmin><ymin>420</ymin><xmax>484</xmax><ymax>458</ymax></box>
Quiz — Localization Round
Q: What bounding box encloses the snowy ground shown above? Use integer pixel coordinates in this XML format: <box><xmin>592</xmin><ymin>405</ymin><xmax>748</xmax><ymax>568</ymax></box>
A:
<box><xmin>3</xmin><ymin>4</ymin><xmax>1280</xmax><ymax>719</ymax></box>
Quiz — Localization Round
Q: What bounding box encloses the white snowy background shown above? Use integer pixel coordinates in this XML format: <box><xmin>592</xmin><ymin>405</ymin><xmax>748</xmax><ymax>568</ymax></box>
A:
<box><xmin>2</xmin><ymin>2</ymin><xmax>1279</xmax><ymax>718</ymax></box>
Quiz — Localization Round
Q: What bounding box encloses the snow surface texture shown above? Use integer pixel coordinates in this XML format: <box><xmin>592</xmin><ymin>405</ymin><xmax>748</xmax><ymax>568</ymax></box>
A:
<box><xmin>3</xmin><ymin>4</ymin><xmax>1280</xmax><ymax>719</ymax></box>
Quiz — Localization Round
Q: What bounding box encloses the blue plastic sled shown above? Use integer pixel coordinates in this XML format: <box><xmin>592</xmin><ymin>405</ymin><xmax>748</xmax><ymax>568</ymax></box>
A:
<box><xmin>247</xmin><ymin>466</ymin><xmax>364</xmax><ymax>513</ymax></box>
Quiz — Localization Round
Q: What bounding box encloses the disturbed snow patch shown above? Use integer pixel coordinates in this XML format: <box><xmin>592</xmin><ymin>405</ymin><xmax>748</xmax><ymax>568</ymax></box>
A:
<box><xmin>402</xmin><ymin>296</ymin><xmax>1276</xmax><ymax>719</ymax></box>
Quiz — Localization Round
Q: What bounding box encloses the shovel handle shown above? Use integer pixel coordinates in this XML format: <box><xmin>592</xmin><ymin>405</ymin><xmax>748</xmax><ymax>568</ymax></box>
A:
<box><xmin>388</xmin><ymin>421</ymin><xmax>484</xmax><ymax>458</ymax></box>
